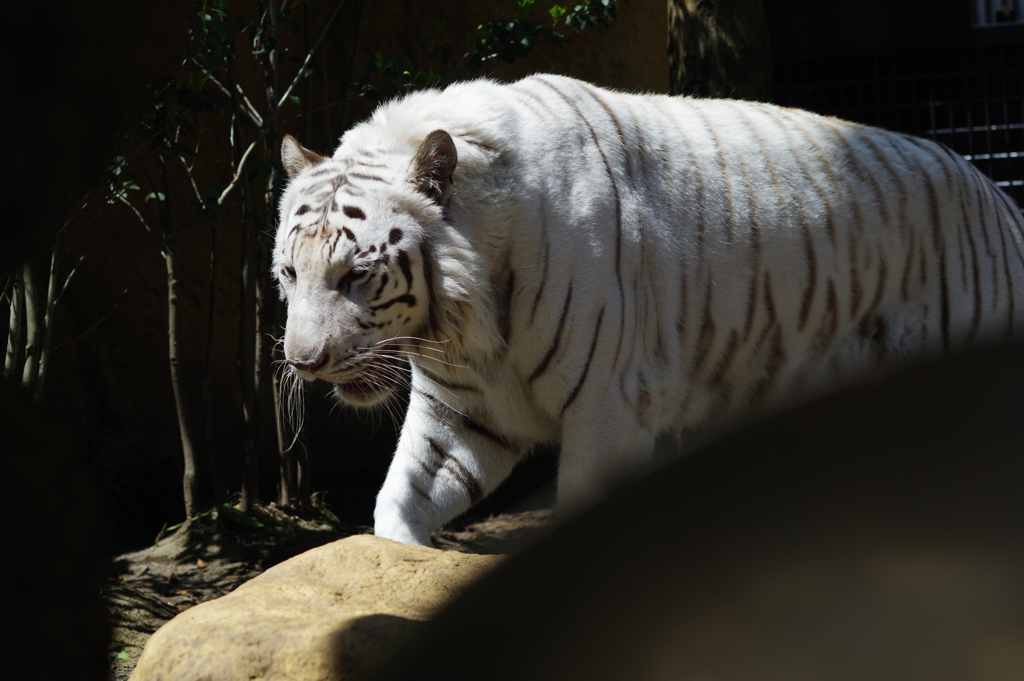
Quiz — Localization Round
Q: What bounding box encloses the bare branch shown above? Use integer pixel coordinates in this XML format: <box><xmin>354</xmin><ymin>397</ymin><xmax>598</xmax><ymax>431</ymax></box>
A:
<box><xmin>20</xmin><ymin>259</ymin><xmax>41</xmax><ymax>392</ymax></box>
<box><xmin>0</xmin><ymin>273</ymin><xmax>13</xmax><ymax>306</ymax></box>
<box><xmin>203</xmin><ymin>68</ymin><xmax>263</xmax><ymax>127</ymax></box>
<box><xmin>276</xmin><ymin>0</ymin><xmax>348</xmax><ymax>111</ymax></box>
<box><xmin>55</xmin><ymin>227</ymin><xmax>103</xmax><ymax>305</ymax></box>
<box><xmin>179</xmin><ymin>155</ymin><xmax>204</xmax><ymax>202</ymax></box>
<box><xmin>51</xmin><ymin>200</ymin><xmax>235</xmax><ymax>354</ymax></box>
<box><xmin>57</xmin><ymin>192</ymin><xmax>100</xmax><ymax>238</ymax></box>
<box><xmin>55</xmin><ymin>251</ymin><xmax>87</xmax><ymax>305</ymax></box>
<box><xmin>115</xmin><ymin>192</ymin><xmax>165</xmax><ymax>251</ymax></box>
<box><xmin>210</xmin><ymin>2</ymin><xmax>348</xmax><ymax>211</ymax></box>
<box><xmin>176</xmin><ymin>123</ymin><xmax>206</xmax><ymax>202</ymax></box>
<box><xmin>35</xmin><ymin>248</ymin><xmax>58</xmax><ymax>401</ymax></box>
<box><xmin>217</xmin><ymin>138</ymin><xmax>260</xmax><ymax>205</ymax></box>
<box><xmin>4</xmin><ymin>270</ymin><xmax>22</xmax><ymax>381</ymax></box>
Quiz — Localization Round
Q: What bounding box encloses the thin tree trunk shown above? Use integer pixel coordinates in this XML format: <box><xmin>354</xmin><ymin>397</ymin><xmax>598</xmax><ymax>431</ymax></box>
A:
<box><xmin>292</xmin><ymin>3</ymin><xmax>311</xmax><ymax>505</ymax></box>
<box><xmin>166</xmin><ymin>247</ymin><xmax>199</xmax><ymax>519</ymax></box>
<box><xmin>158</xmin><ymin>150</ymin><xmax>201</xmax><ymax>519</ymax></box>
<box><xmin>261</xmin><ymin>0</ymin><xmax>294</xmax><ymax>509</ymax></box>
<box><xmin>0</xmin><ymin>279</ymin><xmax>9</xmax><ymax>370</ymax></box>
<box><xmin>219</xmin><ymin>52</ymin><xmax>260</xmax><ymax>515</ymax></box>
<box><xmin>237</xmin><ymin>9</ymin><xmax>281</xmax><ymax>514</ymax></box>
<box><xmin>237</xmin><ymin>167</ymin><xmax>259</xmax><ymax>514</ymax></box>
<box><xmin>297</xmin><ymin>428</ymin><xmax>312</xmax><ymax>505</ymax></box>
<box><xmin>252</xmin><ymin>198</ymin><xmax>271</xmax><ymax>512</ymax></box>
<box><xmin>34</xmin><ymin>248</ymin><xmax>58</xmax><ymax>401</ymax></box>
<box><xmin>202</xmin><ymin>219</ymin><xmax>225</xmax><ymax>505</ymax></box>
<box><xmin>321</xmin><ymin>43</ymin><xmax>332</xmax><ymax>146</ymax></box>
<box><xmin>253</xmin><ymin>272</ymin><xmax>277</xmax><ymax>505</ymax></box>
<box><xmin>237</xmin><ymin>0</ymin><xmax>287</xmax><ymax>515</ymax></box>
<box><xmin>303</xmin><ymin>4</ymin><xmax>312</xmax><ymax>146</ymax></box>
<box><xmin>233</xmin><ymin>10</ymin><xmax>263</xmax><ymax>514</ymax></box>
<box><xmin>20</xmin><ymin>259</ymin><xmax>41</xmax><ymax>393</ymax></box>
<box><xmin>342</xmin><ymin>0</ymin><xmax>370</xmax><ymax>132</ymax></box>
<box><xmin>668</xmin><ymin>0</ymin><xmax>772</xmax><ymax>100</ymax></box>
<box><xmin>5</xmin><ymin>269</ymin><xmax>24</xmax><ymax>382</ymax></box>
<box><xmin>272</xmin><ymin>361</ymin><xmax>294</xmax><ymax>507</ymax></box>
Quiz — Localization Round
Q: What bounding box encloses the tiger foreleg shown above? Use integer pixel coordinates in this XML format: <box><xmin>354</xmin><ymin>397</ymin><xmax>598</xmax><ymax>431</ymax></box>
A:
<box><xmin>373</xmin><ymin>396</ymin><xmax>524</xmax><ymax>545</ymax></box>
<box><xmin>556</xmin><ymin>408</ymin><xmax>658</xmax><ymax>517</ymax></box>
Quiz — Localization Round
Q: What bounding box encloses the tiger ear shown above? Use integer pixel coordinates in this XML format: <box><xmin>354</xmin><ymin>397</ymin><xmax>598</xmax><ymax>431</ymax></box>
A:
<box><xmin>281</xmin><ymin>134</ymin><xmax>325</xmax><ymax>179</ymax></box>
<box><xmin>412</xmin><ymin>130</ymin><xmax>457</xmax><ymax>207</ymax></box>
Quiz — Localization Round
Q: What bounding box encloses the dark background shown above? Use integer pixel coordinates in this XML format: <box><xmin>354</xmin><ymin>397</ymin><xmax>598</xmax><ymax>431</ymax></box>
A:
<box><xmin>3</xmin><ymin>0</ymin><xmax>1020</xmax><ymax>555</ymax></box>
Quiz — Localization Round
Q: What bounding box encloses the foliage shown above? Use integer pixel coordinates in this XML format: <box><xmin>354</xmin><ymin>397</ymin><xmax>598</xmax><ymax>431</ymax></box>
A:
<box><xmin>355</xmin><ymin>1</ymin><xmax>622</xmax><ymax>103</ymax></box>
<box><xmin>6</xmin><ymin>0</ymin><xmax>623</xmax><ymax>541</ymax></box>
<box><xmin>93</xmin><ymin>0</ymin><xmax>337</xmax><ymax>520</ymax></box>
<box><xmin>468</xmin><ymin>0</ymin><xmax>620</xmax><ymax>73</ymax></box>
<box><xmin>353</xmin><ymin>50</ymin><xmax>445</xmax><ymax>104</ymax></box>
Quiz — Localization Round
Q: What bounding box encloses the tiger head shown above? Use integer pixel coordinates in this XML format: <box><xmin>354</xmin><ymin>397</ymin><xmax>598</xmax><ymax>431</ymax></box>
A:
<box><xmin>274</xmin><ymin>130</ymin><xmax>457</xmax><ymax>406</ymax></box>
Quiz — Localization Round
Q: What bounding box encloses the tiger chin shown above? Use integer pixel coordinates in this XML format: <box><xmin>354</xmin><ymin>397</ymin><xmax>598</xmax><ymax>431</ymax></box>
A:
<box><xmin>274</xmin><ymin>74</ymin><xmax>1024</xmax><ymax>547</ymax></box>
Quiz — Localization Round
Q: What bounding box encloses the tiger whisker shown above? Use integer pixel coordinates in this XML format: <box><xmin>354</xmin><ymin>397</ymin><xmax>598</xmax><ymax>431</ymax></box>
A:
<box><xmin>409</xmin><ymin>375</ymin><xmax>470</xmax><ymax>419</ymax></box>
<box><xmin>374</xmin><ymin>365</ymin><xmax>413</xmax><ymax>391</ymax></box>
<box><xmin>376</xmin><ymin>335</ymin><xmax>451</xmax><ymax>346</ymax></box>
<box><xmin>358</xmin><ymin>367</ymin><xmax>406</xmax><ymax>434</ymax></box>
<box><xmin>274</xmin><ymin>362</ymin><xmax>307</xmax><ymax>448</ymax></box>
<box><xmin>372</xmin><ymin>349</ymin><xmax>467</xmax><ymax>370</ymax></box>
<box><xmin>372</xmin><ymin>346</ymin><xmax>444</xmax><ymax>356</ymax></box>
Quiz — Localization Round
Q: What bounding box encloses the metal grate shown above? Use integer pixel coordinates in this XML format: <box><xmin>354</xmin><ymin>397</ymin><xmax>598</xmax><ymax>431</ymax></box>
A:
<box><xmin>973</xmin><ymin>0</ymin><xmax>1024</xmax><ymax>27</ymax></box>
<box><xmin>774</xmin><ymin>43</ymin><xmax>1024</xmax><ymax>206</ymax></box>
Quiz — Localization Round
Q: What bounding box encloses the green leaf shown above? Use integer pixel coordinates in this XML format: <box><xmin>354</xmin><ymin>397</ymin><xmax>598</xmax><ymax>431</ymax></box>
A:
<box><xmin>372</xmin><ymin>50</ymin><xmax>390</xmax><ymax>72</ymax></box>
<box><xmin>145</xmin><ymin>192</ymin><xmax>166</xmax><ymax>203</ymax></box>
<box><xmin>116</xmin><ymin>652</ymin><xmax>130</xmax><ymax>660</ymax></box>
<box><xmin>549</xmin><ymin>4</ymin><xmax>567</xmax><ymax>19</ymax></box>
<box><xmin>288</xmin><ymin>94</ymin><xmax>301</xmax><ymax>109</ymax></box>
<box><xmin>216</xmin><ymin>503</ymin><xmax>264</xmax><ymax>528</ymax></box>
<box><xmin>113</xmin><ymin>180</ymin><xmax>140</xmax><ymax>200</ymax></box>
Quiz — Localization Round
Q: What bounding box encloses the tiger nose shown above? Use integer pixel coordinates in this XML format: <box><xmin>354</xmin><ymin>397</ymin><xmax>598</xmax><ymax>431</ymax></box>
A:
<box><xmin>286</xmin><ymin>353</ymin><xmax>327</xmax><ymax>374</ymax></box>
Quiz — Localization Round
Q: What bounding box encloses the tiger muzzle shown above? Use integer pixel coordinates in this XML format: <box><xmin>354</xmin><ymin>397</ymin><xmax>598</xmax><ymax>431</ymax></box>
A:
<box><xmin>285</xmin><ymin>354</ymin><xmax>327</xmax><ymax>376</ymax></box>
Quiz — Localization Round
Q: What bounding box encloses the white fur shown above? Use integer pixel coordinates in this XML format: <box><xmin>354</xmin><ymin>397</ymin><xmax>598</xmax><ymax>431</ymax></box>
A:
<box><xmin>275</xmin><ymin>75</ymin><xmax>1024</xmax><ymax>546</ymax></box>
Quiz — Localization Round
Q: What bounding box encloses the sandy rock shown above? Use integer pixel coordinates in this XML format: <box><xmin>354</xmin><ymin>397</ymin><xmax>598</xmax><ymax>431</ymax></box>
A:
<box><xmin>130</xmin><ymin>534</ymin><xmax>500</xmax><ymax>681</ymax></box>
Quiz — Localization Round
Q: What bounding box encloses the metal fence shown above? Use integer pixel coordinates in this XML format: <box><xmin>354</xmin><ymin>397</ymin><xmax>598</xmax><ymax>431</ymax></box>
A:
<box><xmin>774</xmin><ymin>43</ymin><xmax>1024</xmax><ymax>206</ymax></box>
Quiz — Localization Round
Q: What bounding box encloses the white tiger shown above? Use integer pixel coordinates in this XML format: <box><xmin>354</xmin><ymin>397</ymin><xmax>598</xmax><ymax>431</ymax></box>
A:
<box><xmin>275</xmin><ymin>74</ymin><xmax>1024</xmax><ymax>546</ymax></box>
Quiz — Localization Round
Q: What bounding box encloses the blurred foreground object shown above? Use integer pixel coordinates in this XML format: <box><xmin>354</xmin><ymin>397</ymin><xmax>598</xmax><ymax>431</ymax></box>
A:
<box><xmin>372</xmin><ymin>343</ymin><xmax>1024</xmax><ymax>681</ymax></box>
<box><xmin>0</xmin><ymin>1</ymin><xmax>180</xmax><ymax>678</ymax></box>
<box><xmin>0</xmin><ymin>379</ymin><xmax>109</xmax><ymax>680</ymax></box>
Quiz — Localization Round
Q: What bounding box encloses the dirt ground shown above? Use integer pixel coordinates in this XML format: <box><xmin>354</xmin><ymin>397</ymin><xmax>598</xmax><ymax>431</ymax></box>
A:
<box><xmin>104</xmin><ymin>502</ymin><xmax>553</xmax><ymax>680</ymax></box>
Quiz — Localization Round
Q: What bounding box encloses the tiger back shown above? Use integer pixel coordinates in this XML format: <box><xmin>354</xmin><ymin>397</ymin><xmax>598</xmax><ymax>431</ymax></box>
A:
<box><xmin>275</xmin><ymin>74</ymin><xmax>1024</xmax><ymax>546</ymax></box>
